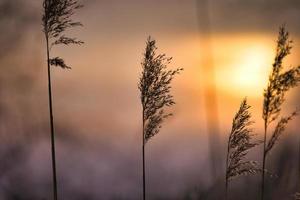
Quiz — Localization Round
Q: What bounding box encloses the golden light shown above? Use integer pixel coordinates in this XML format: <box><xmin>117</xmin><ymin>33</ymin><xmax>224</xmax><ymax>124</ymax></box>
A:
<box><xmin>232</xmin><ymin>46</ymin><xmax>272</xmax><ymax>90</ymax></box>
<box><xmin>214</xmin><ymin>35</ymin><xmax>274</xmax><ymax>98</ymax></box>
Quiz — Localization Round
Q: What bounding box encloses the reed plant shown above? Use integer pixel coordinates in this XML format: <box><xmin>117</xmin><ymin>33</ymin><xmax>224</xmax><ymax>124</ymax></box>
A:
<box><xmin>225</xmin><ymin>98</ymin><xmax>260</xmax><ymax>200</ymax></box>
<box><xmin>261</xmin><ymin>25</ymin><xmax>300</xmax><ymax>200</ymax></box>
<box><xmin>42</xmin><ymin>0</ymin><xmax>83</xmax><ymax>199</ymax></box>
<box><xmin>138</xmin><ymin>36</ymin><xmax>183</xmax><ymax>200</ymax></box>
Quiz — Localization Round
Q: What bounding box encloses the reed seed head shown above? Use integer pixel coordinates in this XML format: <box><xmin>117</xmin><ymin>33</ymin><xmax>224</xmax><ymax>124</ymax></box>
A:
<box><xmin>226</xmin><ymin>98</ymin><xmax>260</xmax><ymax>181</ymax></box>
<box><xmin>43</xmin><ymin>0</ymin><xmax>83</xmax><ymax>69</ymax></box>
<box><xmin>139</xmin><ymin>36</ymin><xmax>183</xmax><ymax>143</ymax></box>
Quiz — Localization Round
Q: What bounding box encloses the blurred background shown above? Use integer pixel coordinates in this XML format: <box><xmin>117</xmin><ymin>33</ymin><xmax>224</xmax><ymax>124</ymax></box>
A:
<box><xmin>0</xmin><ymin>0</ymin><xmax>300</xmax><ymax>199</ymax></box>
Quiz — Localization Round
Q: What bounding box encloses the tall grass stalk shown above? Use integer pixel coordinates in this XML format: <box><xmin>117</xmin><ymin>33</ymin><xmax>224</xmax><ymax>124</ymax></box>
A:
<box><xmin>261</xmin><ymin>25</ymin><xmax>300</xmax><ymax>200</ymax></box>
<box><xmin>42</xmin><ymin>1</ymin><xmax>83</xmax><ymax>199</ymax></box>
<box><xmin>225</xmin><ymin>98</ymin><xmax>260</xmax><ymax>200</ymax></box>
<box><xmin>138</xmin><ymin>37</ymin><xmax>183</xmax><ymax>200</ymax></box>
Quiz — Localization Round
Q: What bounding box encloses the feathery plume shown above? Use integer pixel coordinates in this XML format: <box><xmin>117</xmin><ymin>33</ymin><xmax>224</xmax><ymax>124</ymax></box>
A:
<box><xmin>226</xmin><ymin>98</ymin><xmax>260</xmax><ymax>199</ymax></box>
<box><xmin>138</xmin><ymin>36</ymin><xmax>183</xmax><ymax>200</ymax></box>
<box><xmin>43</xmin><ymin>0</ymin><xmax>83</xmax><ymax>69</ymax></box>
<box><xmin>139</xmin><ymin>36</ymin><xmax>183</xmax><ymax>143</ymax></box>
<box><xmin>263</xmin><ymin>26</ymin><xmax>300</xmax><ymax>125</ymax></box>
<box><xmin>265</xmin><ymin>110</ymin><xmax>298</xmax><ymax>155</ymax></box>
<box><xmin>42</xmin><ymin>1</ymin><xmax>83</xmax><ymax>200</ymax></box>
<box><xmin>49</xmin><ymin>57</ymin><xmax>71</xmax><ymax>69</ymax></box>
<box><xmin>261</xmin><ymin>25</ymin><xmax>300</xmax><ymax>200</ymax></box>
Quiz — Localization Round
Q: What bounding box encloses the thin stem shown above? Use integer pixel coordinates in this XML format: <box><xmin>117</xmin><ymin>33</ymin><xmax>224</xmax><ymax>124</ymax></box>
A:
<box><xmin>261</xmin><ymin>121</ymin><xmax>267</xmax><ymax>200</ymax></box>
<box><xmin>142</xmin><ymin>108</ymin><xmax>146</xmax><ymax>200</ymax></box>
<box><xmin>46</xmin><ymin>34</ymin><xmax>58</xmax><ymax>200</ymax></box>
<box><xmin>225</xmin><ymin>135</ymin><xmax>230</xmax><ymax>200</ymax></box>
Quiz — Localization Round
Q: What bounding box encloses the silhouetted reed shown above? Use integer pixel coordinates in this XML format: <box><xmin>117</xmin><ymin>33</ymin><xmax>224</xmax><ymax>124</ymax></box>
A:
<box><xmin>225</xmin><ymin>98</ymin><xmax>260</xmax><ymax>200</ymax></box>
<box><xmin>138</xmin><ymin>36</ymin><xmax>183</xmax><ymax>200</ymax></box>
<box><xmin>261</xmin><ymin>25</ymin><xmax>300</xmax><ymax>200</ymax></box>
<box><xmin>42</xmin><ymin>0</ymin><xmax>83</xmax><ymax>199</ymax></box>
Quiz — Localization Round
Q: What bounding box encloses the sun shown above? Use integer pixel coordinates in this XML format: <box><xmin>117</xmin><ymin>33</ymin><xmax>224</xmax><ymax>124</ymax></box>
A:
<box><xmin>232</xmin><ymin>45</ymin><xmax>272</xmax><ymax>92</ymax></box>
<box><xmin>214</xmin><ymin>36</ymin><xmax>274</xmax><ymax>98</ymax></box>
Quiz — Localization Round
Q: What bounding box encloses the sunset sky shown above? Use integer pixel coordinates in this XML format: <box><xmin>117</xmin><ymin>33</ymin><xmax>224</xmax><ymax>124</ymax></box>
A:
<box><xmin>1</xmin><ymin>0</ymin><xmax>300</xmax><ymax>199</ymax></box>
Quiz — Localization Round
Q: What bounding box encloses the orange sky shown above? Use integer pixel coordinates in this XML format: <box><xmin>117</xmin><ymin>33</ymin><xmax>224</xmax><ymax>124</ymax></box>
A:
<box><xmin>1</xmin><ymin>0</ymin><xmax>297</xmax><ymax>145</ymax></box>
<box><xmin>1</xmin><ymin>0</ymin><xmax>300</xmax><ymax>198</ymax></box>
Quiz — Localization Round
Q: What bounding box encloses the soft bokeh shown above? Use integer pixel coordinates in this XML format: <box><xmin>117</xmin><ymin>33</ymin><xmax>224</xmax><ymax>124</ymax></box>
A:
<box><xmin>0</xmin><ymin>0</ymin><xmax>300</xmax><ymax>199</ymax></box>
